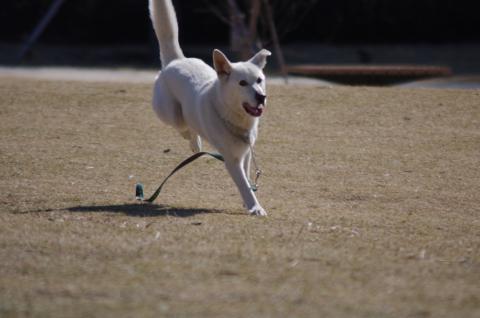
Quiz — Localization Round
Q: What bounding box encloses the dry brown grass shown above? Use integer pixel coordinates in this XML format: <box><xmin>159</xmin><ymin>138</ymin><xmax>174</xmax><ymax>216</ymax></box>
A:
<box><xmin>0</xmin><ymin>77</ymin><xmax>479</xmax><ymax>317</ymax></box>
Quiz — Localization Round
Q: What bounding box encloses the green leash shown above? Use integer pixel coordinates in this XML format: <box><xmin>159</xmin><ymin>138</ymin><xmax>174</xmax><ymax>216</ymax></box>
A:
<box><xmin>135</xmin><ymin>150</ymin><xmax>261</xmax><ymax>203</ymax></box>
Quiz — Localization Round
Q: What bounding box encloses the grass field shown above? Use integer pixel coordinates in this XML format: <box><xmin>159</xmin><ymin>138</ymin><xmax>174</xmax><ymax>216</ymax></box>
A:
<box><xmin>1</xmin><ymin>77</ymin><xmax>479</xmax><ymax>317</ymax></box>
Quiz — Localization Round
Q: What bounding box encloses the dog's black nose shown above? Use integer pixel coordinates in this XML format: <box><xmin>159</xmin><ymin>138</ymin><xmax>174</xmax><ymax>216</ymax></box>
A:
<box><xmin>255</xmin><ymin>92</ymin><xmax>266</xmax><ymax>105</ymax></box>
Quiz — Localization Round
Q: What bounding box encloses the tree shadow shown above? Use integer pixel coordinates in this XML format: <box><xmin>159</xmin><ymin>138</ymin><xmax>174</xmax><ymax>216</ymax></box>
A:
<box><xmin>67</xmin><ymin>203</ymin><xmax>224</xmax><ymax>218</ymax></box>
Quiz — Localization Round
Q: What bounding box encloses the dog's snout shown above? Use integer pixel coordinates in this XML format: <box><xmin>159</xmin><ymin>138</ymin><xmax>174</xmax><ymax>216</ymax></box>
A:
<box><xmin>255</xmin><ymin>92</ymin><xmax>267</xmax><ymax>105</ymax></box>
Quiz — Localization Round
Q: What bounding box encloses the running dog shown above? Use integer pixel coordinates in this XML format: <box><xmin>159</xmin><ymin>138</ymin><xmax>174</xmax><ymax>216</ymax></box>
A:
<box><xmin>149</xmin><ymin>0</ymin><xmax>271</xmax><ymax>216</ymax></box>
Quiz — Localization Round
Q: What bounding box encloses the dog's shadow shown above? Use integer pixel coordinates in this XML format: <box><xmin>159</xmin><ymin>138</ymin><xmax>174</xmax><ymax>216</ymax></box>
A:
<box><xmin>67</xmin><ymin>203</ymin><xmax>223</xmax><ymax>218</ymax></box>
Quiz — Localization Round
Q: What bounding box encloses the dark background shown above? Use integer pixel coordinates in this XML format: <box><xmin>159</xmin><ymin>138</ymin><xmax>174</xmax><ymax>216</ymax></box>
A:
<box><xmin>1</xmin><ymin>0</ymin><xmax>480</xmax><ymax>76</ymax></box>
<box><xmin>2</xmin><ymin>0</ymin><xmax>480</xmax><ymax>45</ymax></box>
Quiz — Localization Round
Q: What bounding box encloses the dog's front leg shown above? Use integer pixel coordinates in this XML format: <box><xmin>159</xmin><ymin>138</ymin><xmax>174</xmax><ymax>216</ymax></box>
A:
<box><xmin>225</xmin><ymin>158</ymin><xmax>267</xmax><ymax>216</ymax></box>
<box><xmin>243</xmin><ymin>149</ymin><xmax>251</xmax><ymax>181</ymax></box>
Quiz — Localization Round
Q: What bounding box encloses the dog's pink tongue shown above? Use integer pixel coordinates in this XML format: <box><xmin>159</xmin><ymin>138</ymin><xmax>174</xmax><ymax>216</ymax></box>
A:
<box><xmin>243</xmin><ymin>103</ymin><xmax>264</xmax><ymax>117</ymax></box>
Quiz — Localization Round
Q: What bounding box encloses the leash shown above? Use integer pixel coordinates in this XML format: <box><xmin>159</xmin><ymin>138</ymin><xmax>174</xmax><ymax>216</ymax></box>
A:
<box><xmin>135</xmin><ymin>149</ymin><xmax>261</xmax><ymax>203</ymax></box>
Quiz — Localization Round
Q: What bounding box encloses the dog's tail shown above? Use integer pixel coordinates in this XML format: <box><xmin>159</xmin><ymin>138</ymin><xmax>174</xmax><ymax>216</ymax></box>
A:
<box><xmin>149</xmin><ymin>0</ymin><xmax>184</xmax><ymax>67</ymax></box>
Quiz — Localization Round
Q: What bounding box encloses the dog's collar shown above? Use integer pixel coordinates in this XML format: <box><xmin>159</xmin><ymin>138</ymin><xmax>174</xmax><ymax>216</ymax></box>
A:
<box><xmin>212</xmin><ymin>105</ymin><xmax>251</xmax><ymax>144</ymax></box>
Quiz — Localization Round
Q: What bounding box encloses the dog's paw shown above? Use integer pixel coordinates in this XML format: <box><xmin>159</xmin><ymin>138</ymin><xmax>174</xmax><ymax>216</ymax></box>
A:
<box><xmin>248</xmin><ymin>206</ymin><xmax>268</xmax><ymax>217</ymax></box>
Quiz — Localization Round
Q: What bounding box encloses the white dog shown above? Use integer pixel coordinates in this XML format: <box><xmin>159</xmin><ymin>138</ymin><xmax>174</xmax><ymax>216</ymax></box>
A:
<box><xmin>149</xmin><ymin>0</ymin><xmax>271</xmax><ymax>216</ymax></box>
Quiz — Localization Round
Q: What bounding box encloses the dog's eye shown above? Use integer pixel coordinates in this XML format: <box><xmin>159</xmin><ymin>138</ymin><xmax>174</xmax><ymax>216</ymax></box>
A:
<box><xmin>239</xmin><ymin>80</ymin><xmax>248</xmax><ymax>87</ymax></box>
<box><xmin>256</xmin><ymin>77</ymin><xmax>263</xmax><ymax>84</ymax></box>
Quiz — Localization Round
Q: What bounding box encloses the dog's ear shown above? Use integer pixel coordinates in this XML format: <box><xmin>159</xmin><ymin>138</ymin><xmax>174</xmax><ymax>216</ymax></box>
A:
<box><xmin>213</xmin><ymin>49</ymin><xmax>232</xmax><ymax>76</ymax></box>
<box><xmin>249</xmin><ymin>49</ymin><xmax>272</xmax><ymax>69</ymax></box>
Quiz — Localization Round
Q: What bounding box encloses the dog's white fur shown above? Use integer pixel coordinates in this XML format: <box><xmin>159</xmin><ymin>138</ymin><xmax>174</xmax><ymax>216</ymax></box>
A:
<box><xmin>149</xmin><ymin>0</ymin><xmax>271</xmax><ymax>216</ymax></box>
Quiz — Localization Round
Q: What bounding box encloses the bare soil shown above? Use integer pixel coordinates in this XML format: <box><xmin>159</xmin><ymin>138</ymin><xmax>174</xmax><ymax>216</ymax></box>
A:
<box><xmin>0</xmin><ymin>77</ymin><xmax>479</xmax><ymax>317</ymax></box>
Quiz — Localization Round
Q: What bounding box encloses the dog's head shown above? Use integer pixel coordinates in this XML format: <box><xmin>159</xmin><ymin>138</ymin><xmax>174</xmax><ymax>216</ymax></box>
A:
<box><xmin>213</xmin><ymin>49</ymin><xmax>271</xmax><ymax>119</ymax></box>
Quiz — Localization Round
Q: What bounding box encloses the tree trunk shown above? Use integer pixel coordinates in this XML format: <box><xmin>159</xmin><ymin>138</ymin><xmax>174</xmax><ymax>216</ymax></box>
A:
<box><xmin>227</xmin><ymin>0</ymin><xmax>251</xmax><ymax>60</ymax></box>
<box><xmin>262</xmin><ymin>0</ymin><xmax>288</xmax><ymax>82</ymax></box>
<box><xmin>248</xmin><ymin>0</ymin><xmax>262</xmax><ymax>53</ymax></box>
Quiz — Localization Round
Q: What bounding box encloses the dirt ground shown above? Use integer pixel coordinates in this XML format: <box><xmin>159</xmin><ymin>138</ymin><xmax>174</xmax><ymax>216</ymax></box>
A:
<box><xmin>0</xmin><ymin>76</ymin><xmax>479</xmax><ymax>317</ymax></box>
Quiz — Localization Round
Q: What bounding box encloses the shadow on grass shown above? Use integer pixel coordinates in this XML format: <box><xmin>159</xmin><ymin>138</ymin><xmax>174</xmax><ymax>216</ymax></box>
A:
<box><xmin>67</xmin><ymin>203</ymin><xmax>223</xmax><ymax>218</ymax></box>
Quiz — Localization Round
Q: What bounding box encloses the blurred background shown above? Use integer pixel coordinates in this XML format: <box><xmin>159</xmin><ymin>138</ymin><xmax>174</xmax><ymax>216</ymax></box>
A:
<box><xmin>1</xmin><ymin>0</ymin><xmax>480</xmax><ymax>86</ymax></box>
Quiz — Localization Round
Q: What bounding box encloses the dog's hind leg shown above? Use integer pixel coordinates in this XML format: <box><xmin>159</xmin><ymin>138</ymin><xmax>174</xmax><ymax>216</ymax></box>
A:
<box><xmin>153</xmin><ymin>77</ymin><xmax>203</xmax><ymax>152</ymax></box>
<box><xmin>152</xmin><ymin>76</ymin><xmax>186</xmax><ymax>131</ymax></box>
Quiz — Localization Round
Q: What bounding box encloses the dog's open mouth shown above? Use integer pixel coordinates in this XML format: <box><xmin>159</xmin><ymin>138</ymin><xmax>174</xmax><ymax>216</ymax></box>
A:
<box><xmin>243</xmin><ymin>102</ymin><xmax>264</xmax><ymax>117</ymax></box>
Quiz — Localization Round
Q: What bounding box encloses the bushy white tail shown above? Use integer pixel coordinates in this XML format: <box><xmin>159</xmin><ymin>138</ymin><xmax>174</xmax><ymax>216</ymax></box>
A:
<box><xmin>149</xmin><ymin>0</ymin><xmax>184</xmax><ymax>67</ymax></box>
